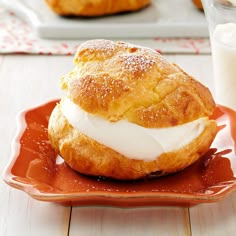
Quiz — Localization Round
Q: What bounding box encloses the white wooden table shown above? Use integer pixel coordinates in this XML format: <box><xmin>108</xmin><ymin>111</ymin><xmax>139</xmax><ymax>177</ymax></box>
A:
<box><xmin>1</xmin><ymin>53</ymin><xmax>236</xmax><ymax>236</ymax></box>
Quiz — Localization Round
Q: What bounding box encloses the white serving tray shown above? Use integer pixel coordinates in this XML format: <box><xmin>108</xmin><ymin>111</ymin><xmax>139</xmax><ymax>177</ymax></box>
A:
<box><xmin>1</xmin><ymin>0</ymin><xmax>208</xmax><ymax>39</ymax></box>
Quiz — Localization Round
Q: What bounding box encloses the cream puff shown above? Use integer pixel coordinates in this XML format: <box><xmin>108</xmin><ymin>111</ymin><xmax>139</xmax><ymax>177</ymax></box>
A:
<box><xmin>44</xmin><ymin>0</ymin><xmax>151</xmax><ymax>16</ymax></box>
<box><xmin>48</xmin><ymin>39</ymin><xmax>217</xmax><ymax>180</ymax></box>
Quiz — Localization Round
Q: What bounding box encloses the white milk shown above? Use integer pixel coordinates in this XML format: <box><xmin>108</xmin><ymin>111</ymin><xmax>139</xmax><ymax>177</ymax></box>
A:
<box><xmin>211</xmin><ymin>23</ymin><xmax>236</xmax><ymax>109</ymax></box>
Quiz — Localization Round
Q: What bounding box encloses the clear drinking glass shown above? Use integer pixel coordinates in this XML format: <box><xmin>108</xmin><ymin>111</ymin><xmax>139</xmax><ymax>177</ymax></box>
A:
<box><xmin>202</xmin><ymin>0</ymin><xmax>236</xmax><ymax>109</ymax></box>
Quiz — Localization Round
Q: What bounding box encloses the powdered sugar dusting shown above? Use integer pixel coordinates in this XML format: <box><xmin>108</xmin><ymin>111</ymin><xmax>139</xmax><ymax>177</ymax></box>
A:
<box><xmin>121</xmin><ymin>54</ymin><xmax>155</xmax><ymax>74</ymax></box>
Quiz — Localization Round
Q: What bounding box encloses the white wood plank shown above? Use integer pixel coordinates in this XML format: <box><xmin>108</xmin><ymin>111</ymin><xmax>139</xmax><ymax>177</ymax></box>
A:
<box><xmin>69</xmin><ymin>207</ymin><xmax>191</xmax><ymax>236</ymax></box>
<box><xmin>190</xmin><ymin>193</ymin><xmax>236</xmax><ymax>236</ymax></box>
<box><xmin>0</xmin><ymin>55</ymin><xmax>73</xmax><ymax>236</ymax></box>
<box><xmin>0</xmin><ymin>189</ymin><xmax>71</xmax><ymax>236</ymax></box>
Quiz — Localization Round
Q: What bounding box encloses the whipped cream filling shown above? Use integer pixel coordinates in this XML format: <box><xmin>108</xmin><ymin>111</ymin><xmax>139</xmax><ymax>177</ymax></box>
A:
<box><xmin>61</xmin><ymin>98</ymin><xmax>207</xmax><ymax>161</ymax></box>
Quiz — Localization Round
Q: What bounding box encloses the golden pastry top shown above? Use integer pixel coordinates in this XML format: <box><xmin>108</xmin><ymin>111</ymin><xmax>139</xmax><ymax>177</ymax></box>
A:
<box><xmin>61</xmin><ymin>39</ymin><xmax>215</xmax><ymax>128</ymax></box>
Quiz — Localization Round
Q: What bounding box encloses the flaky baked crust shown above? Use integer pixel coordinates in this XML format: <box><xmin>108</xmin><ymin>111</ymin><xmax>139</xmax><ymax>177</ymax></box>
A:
<box><xmin>61</xmin><ymin>39</ymin><xmax>216</xmax><ymax>128</ymax></box>
<box><xmin>45</xmin><ymin>0</ymin><xmax>151</xmax><ymax>16</ymax></box>
<box><xmin>48</xmin><ymin>103</ymin><xmax>217</xmax><ymax>180</ymax></box>
<box><xmin>48</xmin><ymin>39</ymin><xmax>217</xmax><ymax>180</ymax></box>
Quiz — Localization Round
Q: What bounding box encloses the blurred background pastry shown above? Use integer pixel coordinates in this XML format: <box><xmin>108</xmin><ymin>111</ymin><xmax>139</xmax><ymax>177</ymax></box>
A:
<box><xmin>45</xmin><ymin>0</ymin><xmax>151</xmax><ymax>16</ymax></box>
<box><xmin>192</xmin><ymin>0</ymin><xmax>203</xmax><ymax>10</ymax></box>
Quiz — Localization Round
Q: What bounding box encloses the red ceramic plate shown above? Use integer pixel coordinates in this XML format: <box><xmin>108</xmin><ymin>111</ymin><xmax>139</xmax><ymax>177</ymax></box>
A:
<box><xmin>3</xmin><ymin>100</ymin><xmax>236</xmax><ymax>207</ymax></box>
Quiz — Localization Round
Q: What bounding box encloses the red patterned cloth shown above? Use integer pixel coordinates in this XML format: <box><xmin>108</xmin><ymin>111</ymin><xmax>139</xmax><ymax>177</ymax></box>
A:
<box><xmin>0</xmin><ymin>7</ymin><xmax>211</xmax><ymax>55</ymax></box>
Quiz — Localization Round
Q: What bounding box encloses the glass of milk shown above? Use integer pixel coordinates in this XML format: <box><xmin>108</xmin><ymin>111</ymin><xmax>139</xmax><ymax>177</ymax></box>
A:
<box><xmin>202</xmin><ymin>0</ymin><xmax>236</xmax><ymax>109</ymax></box>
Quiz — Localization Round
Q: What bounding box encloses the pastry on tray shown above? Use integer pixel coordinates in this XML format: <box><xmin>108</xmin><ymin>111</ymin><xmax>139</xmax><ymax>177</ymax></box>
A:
<box><xmin>192</xmin><ymin>0</ymin><xmax>203</xmax><ymax>10</ymax></box>
<box><xmin>44</xmin><ymin>0</ymin><xmax>151</xmax><ymax>16</ymax></box>
<box><xmin>48</xmin><ymin>39</ymin><xmax>217</xmax><ymax>180</ymax></box>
